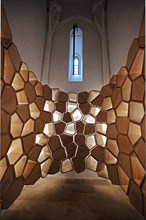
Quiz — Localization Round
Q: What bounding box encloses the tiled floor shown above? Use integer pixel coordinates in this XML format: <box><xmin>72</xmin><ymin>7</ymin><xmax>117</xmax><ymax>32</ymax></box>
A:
<box><xmin>0</xmin><ymin>173</ymin><xmax>144</xmax><ymax>220</ymax></box>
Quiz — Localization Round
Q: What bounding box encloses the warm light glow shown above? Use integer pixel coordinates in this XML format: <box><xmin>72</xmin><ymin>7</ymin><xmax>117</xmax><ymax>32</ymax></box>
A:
<box><xmin>96</xmin><ymin>123</ymin><xmax>107</xmax><ymax>134</ymax></box>
<box><xmin>43</xmin><ymin>101</ymin><xmax>55</xmax><ymax>112</ymax></box>
<box><xmin>21</xmin><ymin>119</ymin><xmax>34</xmax><ymax>136</ymax></box>
<box><xmin>0</xmin><ymin>158</ymin><xmax>7</xmax><ymax>181</ymax></box>
<box><xmin>83</xmin><ymin>115</ymin><xmax>95</xmax><ymax>124</ymax></box>
<box><xmin>86</xmin><ymin>135</ymin><xmax>96</xmax><ymax>149</ymax></box>
<box><xmin>35</xmin><ymin>133</ymin><xmax>48</xmax><ymax>146</ymax></box>
<box><xmin>67</xmin><ymin>102</ymin><xmax>77</xmax><ymax>112</ymax></box>
<box><xmin>61</xmin><ymin>159</ymin><xmax>73</xmax><ymax>173</ymax></box>
<box><xmin>53</xmin><ymin>111</ymin><xmax>62</xmax><ymax>122</ymax></box>
<box><xmin>7</xmin><ymin>139</ymin><xmax>23</xmax><ymax>164</ymax></box>
<box><xmin>86</xmin><ymin>156</ymin><xmax>98</xmax><ymax>171</ymax></box>
<box><xmin>68</xmin><ymin>92</ymin><xmax>78</xmax><ymax>102</ymax></box>
<box><xmin>10</xmin><ymin>113</ymin><xmax>23</xmax><ymax>137</ymax></box>
<box><xmin>72</xmin><ymin>109</ymin><xmax>82</xmax><ymax>121</ymax></box>
<box><xmin>90</xmin><ymin>106</ymin><xmax>100</xmax><ymax>117</ymax></box>
<box><xmin>96</xmin><ymin>133</ymin><xmax>107</xmax><ymax>147</ymax></box>
<box><xmin>65</xmin><ymin>123</ymin><xmax>76</xmax><ymax>135</ymax></box>
<box><xmin>29</xmin><ymin>103</ymin><xmax>40</xmax><ymax>119</ymax></box>
<box><xmin>38</xmin><ymin>146</ymin><xmax>50</xmax><ymax>163</ymax></box>
<box><xmin>43</xmin><ymin>123</ymin><xmax>55</xmax><ymax>137</ymax></box>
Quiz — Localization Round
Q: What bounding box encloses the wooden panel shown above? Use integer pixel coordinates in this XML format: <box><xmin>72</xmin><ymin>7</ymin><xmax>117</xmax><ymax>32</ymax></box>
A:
<box><xmin>1</xmin><ymin>134</ymin><xmax>12</xmax><ymax>159</ymax></box>
<box><xmin>107</xmin><ymin>124</ymin><xmax>118</xmax><ymax>139</ymax></box>
<box><xmin>138</xmin><ymin>14</ymin><xmax>145</xmax><ymax>48</ymax></box>
<box><xmin>91</xmin><ymin>146</ymin><xmax>104</xmax><ymax>162</ymax></box>
<box><xmin>1</xmin><ymin>6</ymin><xmax>12</xmax><ymax>47</ymax></box>
<box><xmin>66</xmin><ymin>142</ymin><xmax>77</xmax><ymax>158</ymax></box>
<box><xmin>59</xmin><ymin>91</ymin><xmax>68</xmax><ymax>102</ymax></box>
<box><xmin>78</xmin><ymin>91</ymin><xmax>88</xmax><ymax>103</ymax></box>
<box><xmin>91</xmin><ymin>94</ymin><xmax>103</xmax><ymax>106</ymax></box>
<box><xmin>48</xmin><ymin>160</ymin><xmax>61</xmax><ymax>174</ymax></box>
<box><xmin>55</xmin><ymin>122</ymin><xmax>66</xmax><ymax>134</ymax></box>
<box><xmin>107</xmin><ymin>164</ymin><xmax>119</xmax><ymax>185</ymax></box>
<box><xmin>111</xmin><ymin>88</ymin><xmax>122</xmax><ymax>109</ymax></box>
<box><xmin>84</xmin><ymin>124</ymin><xmax>95</xmax><ymax>135</ymax></box>
<box><xmin>25</xmin><ymin>82</ymin><xmax>36</xmax><ymax>103</ymax></box>
<box><xmin>52</xmin><ymin>147</ymin><xmax>66</xmax><ymax>161</ymax></box>
<box><xmin>63</xmin><ymin>112</ymin><xmax>72</xmax><ymax>123</ymax></box>
<box><xmin>48</xmin><ymin>135</ymin><xmax>62</xmax><ymax>152</ymax></box>
<box><xmin>129</xmin><ymin>180</ymin><xmax>143</xmax><ymax>214</ymax></box>
<box><xmin>132</xmin><ymin>76</ymin><xmax>145</xmax><ymax>101</ymax></box>
<box><xmin>72</xmin><ymin>157</ymin><xmax>85</xmax><ymax>173</ymax></box>
<box><xmin>118</xmin><ymin>153</ymin><xmax>132</xmax><ymax>179</ymax></box>
<box><xmin>116</xmin><ymin>67</ymin><xmax>128</xmax><ymax>87</ymax></box>
<box><xmin>60</xmin><ymin>134</ymin><xmax>73</xmax><ymax>146</ymax></box>
<box><xmin>118</xmin><ymin>165</ymin><xmax>129</xmax><ymax>194</ymax></box>
<box><xmin>76</xmin><ymin>121</ymin><xmax>85</xmax><ymax>133</ymax></box>
<box><xmin>56</xmin><ymin>101</ymin><xmax>66</xmax><ymax>113</ymax></box>
<box><xmin>75</xmin><ymin>134</ymin><xmax>85</xmax><ymax>145</ymax></box>
<box><xmin>76</xmin><ymin>145</ymin><xmax>89</xmax><ymax>159</ymax></box>
<box><xmin>24</xmin><ymin>163</ymin><xmax>40</xmax><ymax>185</ymax></box>
<box><xmin>134</xmin><ymin>138</ymin><xmax>145</xmax><ymax>168</ymax></box>
<box><xmin>8</xmin><ymin>43</ymin><xmax>21</xmax><ymax>71</ymax></box>
<box><xmin>129</xmin><ymin>49</ymin><xmax>144</xmax><ymax>80</ymax></box>
<box><xmin>1</xmin><ymin>110</ymin><xmax>10</xmax><ymax>134</ymax></box>
<box><xmin>97</xmin><ymin>162</ymin><xmax>109</xmax><ymax>179</ymax></box>
<box><xmin>22</xmin><ymin>133</ymin><xmax>35</xmax><ymax>154</ymax></box>
<box><xmin>16</xmin><ymin>105</ymin><xmax>30</xmax><ymax>123</ymax></box>
<box><xmin>122</xmin><ymin>77</ymin><xmax>132</xmax><ymax>102</ymax></box>
<box><xmin>4</xmin><ymin>49</ymin><xmax>15</xmax><ymax>84</ymax></box>
<box><xmin>2</xmin><ymin>177</ymin><xmax>24</xmax><ymax>210</ymax></box>
<box><xmin>130</xmin><ymin>152</ymin><xmax>145</xmax><ymax>186</ymax></box>
<box><xmin>117</xmin><ymin>134</ymin><xmax>133</xmax><ymax>155</ymax></box>
<box><xmin>79</xmin><ymin>103</ymin><xmax>90</xmax><ymax>114</ymax></box>
<box><xmin>43</xmin><ymin>85</ymin><xmax>52</xmax><ymax>100</ymax></box>
<box><xmin>126</xmin><ymin>38</ymin><xmax>139</xmax><ymax>70</ymax></box>
<box><xmin>116</xmin><ymin>117</ymin><xmax>129</xmax><ymax>135</ymax></box>
<box><xmin>100</xmin><ymin>84</ymin><xmax>113</xmax><ymax>97</ymax></box>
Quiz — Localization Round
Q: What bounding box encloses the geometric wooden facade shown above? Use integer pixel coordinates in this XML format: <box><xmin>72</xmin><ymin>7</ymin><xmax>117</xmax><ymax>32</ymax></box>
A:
<box><xmin>1</xmin><ymin>6</ymin><xmax>145</xmax><ymax>217</ymax></box>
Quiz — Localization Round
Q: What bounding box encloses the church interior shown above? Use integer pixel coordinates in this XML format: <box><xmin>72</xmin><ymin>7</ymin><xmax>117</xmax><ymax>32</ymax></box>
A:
<box><xmin>0</xmin><ymin>0</ymin><xmax>145</xmax><ymax>219</ymax></box>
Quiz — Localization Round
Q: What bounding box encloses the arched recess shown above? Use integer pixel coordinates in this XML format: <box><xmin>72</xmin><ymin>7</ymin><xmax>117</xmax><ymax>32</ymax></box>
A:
<box><xmin>48</xmin><ymin>15</ymin><xmax>103</xmax><ymax>93</ymax></box>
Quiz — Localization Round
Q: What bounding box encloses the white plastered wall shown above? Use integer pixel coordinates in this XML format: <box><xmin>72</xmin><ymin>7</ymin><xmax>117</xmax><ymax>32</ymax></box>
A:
<box><xmin>49</xmin><ymin>17</ymin><xmax>102</xmax><ymax>93</ymax></box>
<box><xmin>107</xmin><ymin>0</ymin><xmax>144</xmax><ymax>76</ymax></box>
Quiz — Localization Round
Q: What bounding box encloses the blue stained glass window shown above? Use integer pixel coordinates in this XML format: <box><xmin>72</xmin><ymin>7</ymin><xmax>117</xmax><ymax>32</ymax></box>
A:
<box><xmin>68</xmin><ymin>27</ymin><xmax>83</xmax><ymax>82</ymax></box>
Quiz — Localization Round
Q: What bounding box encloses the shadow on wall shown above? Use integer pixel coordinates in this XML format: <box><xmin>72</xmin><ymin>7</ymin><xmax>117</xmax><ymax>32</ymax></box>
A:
<box><xmin>1</xmin><ymin>5</ymin><xmax>145</xmax><ymax>218</ymax></box>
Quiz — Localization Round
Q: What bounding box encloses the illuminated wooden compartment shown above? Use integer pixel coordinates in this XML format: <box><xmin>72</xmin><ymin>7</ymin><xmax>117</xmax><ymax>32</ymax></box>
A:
<box><xmin>0</xmin><ymin>157</ymin><xmax>8</xmax><ymax>181</ymax></box>
<box><xmin>118</xmin><ymin>165</ymin><xmax>129</xmax><ymax>194</ymax></box>
<box><xmin>129</xmin><ymin>49</ymin><xmax>144</xmax><ymax>80</ymax></box>
<box><xmin>97</xmin><ymin>162</ymin><xmax>109</xmax><ymax>179</ymax></box>
<box><xmin>8</xmin><ymin>43</ymin><xmax>21</xmax><ymax>72</ymax></box>
<box><xmin>61</xmin><ymin>159</ymin><xmax>73</xmax><ymax>173</ymax></box>
<box><xmin>130</xmin><ymin>152</ymin><xmax>145</xmax><ymax>186</ymax></box>
<box><xmin>121</xmin><ymin>77</ymin><xmax>132</xmax><ymax>102</ymax></box>
<box><xmin>129</xmin><ymin>101</ymin><xmax>144</xmax><ymax>123</ymax></box>
<box><xmin>129</xmin><ymin>180</ymin><xmax>143</xmax><ymax>214</ymax></box>
<box><xmin>4</xmin><ymin>49</ymin><xmax>15</xmax><ymax>85</ymax></box>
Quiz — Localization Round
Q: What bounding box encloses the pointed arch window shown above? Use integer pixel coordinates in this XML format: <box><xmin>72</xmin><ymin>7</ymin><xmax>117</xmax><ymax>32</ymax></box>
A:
<box><xmin>68</xmin><ymin>25</ymin><xmax>83</xmax><ymax>82</ymax></box>
<box><xmin>74</xmin><ymin>56</ymin><xmax>79</xmax><ymax>75</ymax></box>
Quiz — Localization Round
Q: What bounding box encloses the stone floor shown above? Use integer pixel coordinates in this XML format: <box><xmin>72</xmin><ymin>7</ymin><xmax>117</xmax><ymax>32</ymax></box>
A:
<box><xmin>0</xmin><ymin>173</ymin><xmax>144</xmax><ymax>220</ymax></box>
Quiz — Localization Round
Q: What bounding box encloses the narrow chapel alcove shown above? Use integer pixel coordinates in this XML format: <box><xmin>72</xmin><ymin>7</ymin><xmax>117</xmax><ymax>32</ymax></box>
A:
<box><xmin>0</xmin><ymin>0</ymin><xmax>145</xmax><ymax>220</ymax></box>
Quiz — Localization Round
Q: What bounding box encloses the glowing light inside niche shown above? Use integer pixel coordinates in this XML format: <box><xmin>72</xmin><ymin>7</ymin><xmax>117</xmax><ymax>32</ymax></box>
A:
<box><xmin>53</xmin><ymin>111</ymin><xmax>62</xmax><ymax>122</ymax></box>
<box><xmin>83</xmin><ymin>115</ymin><xmax>95</xmax><ymax>124</ymax></box>
<box><xmin>65</xmin><ymin>123</ymin><xmax>76</xmax><ymax>135</ymax></box>
<box><xmin>72</xmin><ymin>109</ymin><xmax>82</xmax><ymax>121</ymax></box>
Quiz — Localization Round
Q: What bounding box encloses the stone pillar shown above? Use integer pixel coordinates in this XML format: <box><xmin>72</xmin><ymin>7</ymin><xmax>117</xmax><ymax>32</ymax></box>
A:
<box><xmin>92</xmin><ymin>0</ymin><xmax>110</xmax><ymax>85</ymax></box>
<box><xmin>41</xmin><ymin>0</ymin><xmax>62</xmax><ymax>84</ymax></box>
